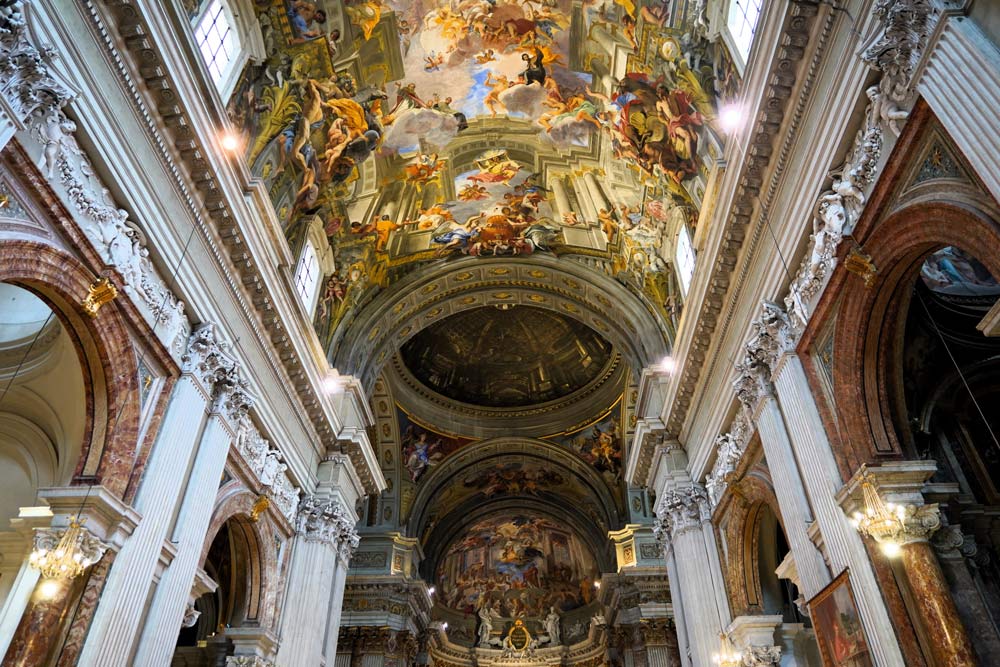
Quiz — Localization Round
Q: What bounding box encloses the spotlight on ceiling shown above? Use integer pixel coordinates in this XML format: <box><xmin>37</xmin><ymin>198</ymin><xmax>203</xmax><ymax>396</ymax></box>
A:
<box><xmin>323</xmin><ymin>371</ymin><xmax>344</xmax><ymax>395</ymax></box>
<box><xmin>220</xmin><ymin>132</ymin><xmax>241</xmax><ymax>152</ymax></box>
<box><xmin>658</xmin><ymin>356</ymin><xmax>676</xmax><ymax>374</ymax></box>
<box><xmin>718</xmin><ymin>104</ymin><xmax>742</xmax><ymax>134</ymax></box>
<box><xmin>428</xmin><ymin>586</ymin><xmax>436</xmax><ymax>595</ymax></box>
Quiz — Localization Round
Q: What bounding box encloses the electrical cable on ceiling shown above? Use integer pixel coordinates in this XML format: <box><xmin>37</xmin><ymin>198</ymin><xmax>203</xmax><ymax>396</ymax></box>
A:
<box><xmin>916</xmin><ymin>290</ymin><xmax>1000</xmax><ymax>453</ymax></box>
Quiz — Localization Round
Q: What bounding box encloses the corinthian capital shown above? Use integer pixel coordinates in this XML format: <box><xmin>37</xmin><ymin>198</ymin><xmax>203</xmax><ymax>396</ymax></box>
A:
<box><xmin>212</xmin><ymin>366</ymin><xmax>254</xmax><ymax>424</ymax></box>
<box><xmin>182</xmin><ymin>323</ymin><xmax>240</xmax><ymax>393</ymax></box>
<box><xmin>742</xmin><ymin>646</ymin><xmax>781</xmax><ymax>666</ymax></box>
<box><xmin>295</xmin><ymin>496</ymin><xmax>360</xmax><ymax>560</ymax></box>
<box><xmin>0</xmin><ymin>1</ymin><xmax>72</xmax><ymax>124</ymax></box>
<box><xmin>657</xmin><ymin>484</ymin><xmax>710</xmax><ymax>540</ymax></box>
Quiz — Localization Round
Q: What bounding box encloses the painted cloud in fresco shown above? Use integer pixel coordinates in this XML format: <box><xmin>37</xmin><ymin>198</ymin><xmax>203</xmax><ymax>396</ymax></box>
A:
<box><xmin>382</xmin><ymin>107</ymin><xmax>462</xmax><ymax>151</ymax></box>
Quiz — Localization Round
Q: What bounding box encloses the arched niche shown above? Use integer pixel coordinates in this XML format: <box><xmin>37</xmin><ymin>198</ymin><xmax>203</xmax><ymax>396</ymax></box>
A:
<box><xmin>407</xmin><ymin>438</ymin><xmax>624</xmax><ymax>545</ymax></box>
<box><xmin>0</xmin><ymin>240</ymin><xmax>142</xmax><ymax>499</ymax></box>
<box><xmin>333</xmin><ymin>255</ymin><xmax>670</xmax><ymax>390</ymax></box>
<box><xmin>830</xmin><ymin>201</ymin><xmax>1000</xmax><ymax>474</ymax></box>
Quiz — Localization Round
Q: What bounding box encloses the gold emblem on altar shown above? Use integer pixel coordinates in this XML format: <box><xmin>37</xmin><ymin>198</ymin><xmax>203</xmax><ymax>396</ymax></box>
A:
<box><xmin>504</xmin><ymin>619</ymin><xmax>532</xmax><ymax>652</ymax></box>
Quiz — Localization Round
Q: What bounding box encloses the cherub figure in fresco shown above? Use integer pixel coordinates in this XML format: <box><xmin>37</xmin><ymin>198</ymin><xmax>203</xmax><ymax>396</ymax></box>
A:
<box><xmin>459</xmin><ymin>183</ymin><xmax>489</xmax><ymax>201</ymax></box>
<box><xmin>316</xmin><ymin>273</ymin><xmax>347</xmax><ymax>322</ymax></box>
<box><xmin>475</xmin><ymin>49</ymin><xmax>496</xmax><ymax>64</ymax></box>
<box><xmin>598</xmin><ymin>208</ymin><xmax>617</xmax><ymax>242</ymax></box>
<box><xmin>423</xmin><ymin>51</ymin><xmax>446</xmax><ymax>72</ymax></box>
<box><xmin>484</xmin><ymin>73</ymin><xmax>514</xmax><ymax>117</ymax></box>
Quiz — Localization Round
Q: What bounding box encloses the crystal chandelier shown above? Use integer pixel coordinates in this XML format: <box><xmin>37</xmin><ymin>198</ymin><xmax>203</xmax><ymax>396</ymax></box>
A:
<box><xmin>850</xmin><ymin>472</ymin><xmax>905</xmax><ymax>557</ymax></box>
<box><xmin>29</xmin><ymin>519</ymin><xmax>104</xmax><ymax>579</ymax></box>
<box><xmin>712</xmin><ymin>633</ymin><xmax>741</xmax><ymax>667</ymax></box>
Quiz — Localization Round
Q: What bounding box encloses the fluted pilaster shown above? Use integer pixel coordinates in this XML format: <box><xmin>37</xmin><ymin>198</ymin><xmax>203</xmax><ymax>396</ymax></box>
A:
<box><xmin>757</xmin><ymin>302</ymin><xmax>905</xmax><ymax>666</ymax></box>
<box><xmin>655</xmin><ymin>484</ymin><xmax>726</xmax><ymax>666</ymax></box>
<box><xmin>78</xmin><ymin>325</ymin><xmax>238</xmax><ymax>667</ymax></box>
<box><xmin>276</xmin><ymin>497</ymin><xmax>359</xmax><ymax>666</ymax></box>
<box><xmin>134</xmin><ymin>372</ymin><xmax>253</xmax><ymax>665</ymax></box>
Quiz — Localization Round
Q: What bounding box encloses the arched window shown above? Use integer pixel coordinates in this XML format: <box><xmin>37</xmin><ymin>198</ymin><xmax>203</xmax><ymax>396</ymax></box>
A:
<box><xmin>293</xmin><ymin>240</ymin><xmax>321</xmax><ymax>311</ymax></box>
<box><xmin>728</xmin><ymin>0</ymin><xmax>763</xmax><ymax>62</ymax></box>
<box><xmin>675</xmin><ymin>223</ymin><xmax>696</xmax><ymax>297</ymax></box>
<box><xmin>194</xmin><ymin>0</ymin><xmax>239</xmax><ymax>86</ymax></box>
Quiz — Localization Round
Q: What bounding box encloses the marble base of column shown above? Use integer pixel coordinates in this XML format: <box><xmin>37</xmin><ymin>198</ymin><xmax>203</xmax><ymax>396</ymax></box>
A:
<box><xmin>900</xmin><ymin>541</ymin><xmax>976</xmax><ymax>667</ymax></box>
<box><xmin>1</xmin><ymin>576</ymin><xmax>79</xmax><ymax>666</ymax></box>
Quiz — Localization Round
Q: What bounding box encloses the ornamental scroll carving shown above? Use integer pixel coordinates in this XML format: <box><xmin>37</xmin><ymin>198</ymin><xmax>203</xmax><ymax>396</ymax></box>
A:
<box><xmin>0</xmin><ymin>1</ymin><xmax>71</xmax><ymax>126</ymax></box>
<box><xmin>706</xmin><ymin>412</ymin><xmax>752</xmax><ymax>508</ymax></box>
<box><xmin>784</xmin><ymin>0</ymin><xmax>937</xmax><ymax>330</ymax></box>
<box><xmin>234</xmin><ymin>417</ymin><xmax>301</xmax><ymax>523</ymax></box>
<box><xmin>4</xmin><ymin>4</ymin><xmax>188</xmax><ymax>355</ymax></box>
<box><xmin>25</xmin><ymin>107</ymin><xmax>191</xmax><ymax>356</ymax></box>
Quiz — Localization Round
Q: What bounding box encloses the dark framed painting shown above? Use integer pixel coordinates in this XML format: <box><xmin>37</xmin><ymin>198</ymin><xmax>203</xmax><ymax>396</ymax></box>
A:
<box><xmin>808</xmin><ymin>570</ymin><xmax>873</xmax><ymax>667</ymax></box>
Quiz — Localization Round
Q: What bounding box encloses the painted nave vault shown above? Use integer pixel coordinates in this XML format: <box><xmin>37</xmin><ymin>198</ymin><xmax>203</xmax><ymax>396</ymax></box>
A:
<box><xmin>1</xmin><ymin>0</ymin><xmax>1000</xmax><ymax>666</ymax></box>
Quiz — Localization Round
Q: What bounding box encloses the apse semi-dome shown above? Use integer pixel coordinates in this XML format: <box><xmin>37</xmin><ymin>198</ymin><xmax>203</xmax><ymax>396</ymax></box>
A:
<box><xmin>399</xmin><ymin>305</ymin><xmax>614</xmax><ymax>408</ymax></box>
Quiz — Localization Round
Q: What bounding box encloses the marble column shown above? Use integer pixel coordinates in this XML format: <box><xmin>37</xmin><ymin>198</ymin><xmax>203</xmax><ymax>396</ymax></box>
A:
<box><xmin>655</xmin><ymin>484</ymin><xmax>728</xmax><ymax>667</ymax></box>
<box><xmin>732</xmin><ymin>360</ymin><xmax>830</xmax><ymax>599</ymax></box>
<box><xmin>323</xmin><ymin>553</ymin><xmax>351</xmax><ymax>660</ymax></box>
<box><xmin>900</xmin><ymin>540</ymin><xmax>976</xmax><ymax>666</ymax></box>
<box><xmin>2</xmin><ymin>576</ymin><xmax>77</xmax><ymax>666</ymax></box>
<box><xmin>839</xmin><ymin>464</ymin><xmax>977</xmax><ymax>667</ymax></box>
<box><xmin>77</xmin><ymin>324</ymin><xmax>238</xmax><ymax>667</ymax></box>
<box><xmin>751</xmin><ymin>302</ymin><xmax>905</xmax><ymax>666</ymax></box>
<box><xmin>573</xmin><ymin>174</ymin><xmax>598</xmax><ymax>222</ymax></box>
<box><xmin>584</xmin><ymin>171</ymin><xmax>611</xmax><ymax>214</ymax></box>
<box><xmin>2</xmin><ymin>520</ymin><xmax>109</xmax><ymax>666</ymax></box>
<box><xmin>550</xmin><ymin>176</ymin><xmax>572</xmax><ymax>219</ymax></box>
<box><xmin>134</xmin><ymin>373</ymin><xmax>253</xmax><ymax>666</ymax></box>
<box><xmin>275</xmin><ymin>497</ymin><xmax>359</xmax><ymax>667</ymax></box>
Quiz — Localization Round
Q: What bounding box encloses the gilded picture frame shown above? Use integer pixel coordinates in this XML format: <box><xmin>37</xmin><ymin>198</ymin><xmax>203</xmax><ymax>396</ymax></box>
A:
<box><xmin>808</xmin><ymin>570</ymin><xmax>873</xmax><ymax>667</ymax></box>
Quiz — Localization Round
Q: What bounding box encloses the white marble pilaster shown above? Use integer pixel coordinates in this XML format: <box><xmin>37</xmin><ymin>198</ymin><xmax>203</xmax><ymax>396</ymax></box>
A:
<box><xmin>656</xmin><ymin>484</ymin><xmax>728</xmax><ymax>667</ymax></box>
<box><xmin>134</xmin><ymin>376</ymin><xmax>253</xmax><ymax>666</ymax></box>
<box><xmin>323</xmin><ymin>553</ymin><xmax>351</xmax><ymax>660</ymax></box>
<box><xmin>573</xmin><ymin>174</ymin><xmax>598</xmax><ymax>221</ymax></box>
<box><xmin>732</xmin><ymin>362</ymin><xmax>830</xmax><ymax>599</ymax></box>
<box><xmin>750</xmin><ymin>303</ymin><xmax>904</xmax><ymax>667</ymax></box>
<box><xmin>663</xmin><ymin>546</ymin><xmax>691</xmax><ymax>667</ymax></box>
<box><xmin>77</xmin><ymin>324</ymin><xmax>236</xmax><ymax>667</ymax></box>
<box><xmin>275</xmin><ymin>495</ymin><xmax>359</xmax><ymax>667</ymax></box>
<box><xmin>550</xmin><ymin>176</ymin><xmax>572</xmax><ymax>218</ymax></box>
<box><xmin>584</xmin><ymin>171</ymin><xmax>611</xmax><ymax>214</ymax></box>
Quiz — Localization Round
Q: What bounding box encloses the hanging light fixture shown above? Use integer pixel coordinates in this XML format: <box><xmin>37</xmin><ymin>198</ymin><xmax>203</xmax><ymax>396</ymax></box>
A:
<box><xmin>850</xmin><ymin>471</ymin><xmax>905</xmax><ymax>557</ymax></box>
<box><xmin>29</xmin><ymin>518</ymin><xmax>105</xmax><ymax>580</ymax></box>
<box><xmin>712</xmin><ymin>633</ymin><xmax>741</xmax><ymax>667</ymax></box>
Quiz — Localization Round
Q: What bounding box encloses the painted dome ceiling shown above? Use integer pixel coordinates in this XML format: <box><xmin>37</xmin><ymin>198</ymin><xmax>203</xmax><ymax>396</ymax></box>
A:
<box><xmin>399</xmin><ymin>305</ymin><xmax>613</xmax><ymax>407</ymax></box>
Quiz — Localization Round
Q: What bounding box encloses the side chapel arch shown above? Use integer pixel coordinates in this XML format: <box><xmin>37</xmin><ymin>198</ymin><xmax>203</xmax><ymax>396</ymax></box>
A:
<box><xmin>0</xmin><ymin>239</ymin><xmax>142</xmax><ymax>498</ymax></box>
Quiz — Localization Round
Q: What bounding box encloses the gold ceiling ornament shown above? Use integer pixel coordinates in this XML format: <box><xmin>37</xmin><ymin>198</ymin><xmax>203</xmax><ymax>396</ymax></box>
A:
<box><xmin>712</xmin><ymin>633</ymin><xmax>741</xmax><ymax>667</ymax></box>
<box><xmin>844</xmin><ymin>245</ymin><xmax>878</xmax><ymax>288</ymax></box>
<box><xmin>29</xmin><ymin>518</ymin><xmax>107</xmax><ymax>580</ymax></box>
<box><xmin>82</xmin><ymin>277</ymin><xmax>117</xmax><ymax>317</ymax></box>
<box><xmin>250</xmin><ymin>494</ymin><xmax>270</xmax><ymax>522</ymax></box>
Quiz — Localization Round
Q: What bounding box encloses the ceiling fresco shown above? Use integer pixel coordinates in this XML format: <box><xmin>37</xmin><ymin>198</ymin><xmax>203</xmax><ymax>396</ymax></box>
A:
<box><xmin>398</xmin><ymin>407</ymin><xmax>473</xmax><ymax>482</ymax></box>
<box><xmin>219</xmin><ymin>0</ymin><xmax>738</xmax><ymax>363</ymax></box>
<box><xmin>436</xmin><ymin>513</ymin><xmax>600</xmax><ymax>618</ymax></box>
<box><xmin>399</xmin><ymin>305</ymin><xmax>614</xmax><ymax>407</ymax></box>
